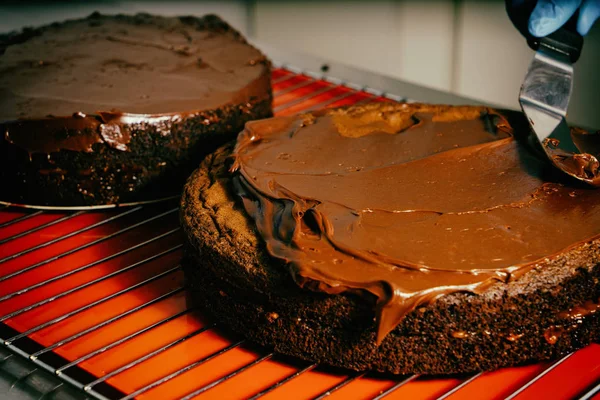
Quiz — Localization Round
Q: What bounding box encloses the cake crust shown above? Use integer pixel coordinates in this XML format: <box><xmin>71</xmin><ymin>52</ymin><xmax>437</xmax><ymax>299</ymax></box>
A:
<box><xmin>181</xmin><ymin>137</ymin><xmax>600</xmax><ymax>375</ymax></box>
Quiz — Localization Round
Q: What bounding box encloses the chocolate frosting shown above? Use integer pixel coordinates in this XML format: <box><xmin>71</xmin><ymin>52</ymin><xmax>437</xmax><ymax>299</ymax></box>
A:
<box><xmin>0</xmin><ymin>13</ymin><xmax>270</xmax><ymax>154</ymax></box>
<box><xmin>542</xmin><ymin>128</ymin><xmax>600</xmax><ymax>186</ymax></box>
<box><xmin>231</xmin><ymin>103</ymin><xmax>600</xmax><ymax>344</ymax></box>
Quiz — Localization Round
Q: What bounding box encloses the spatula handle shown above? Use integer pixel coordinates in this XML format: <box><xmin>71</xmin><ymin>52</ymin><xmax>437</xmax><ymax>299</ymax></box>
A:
<box><xmin>526</xmin><ymin>13</ymin><xmax>584</xmax><ymax>63</ymax></box>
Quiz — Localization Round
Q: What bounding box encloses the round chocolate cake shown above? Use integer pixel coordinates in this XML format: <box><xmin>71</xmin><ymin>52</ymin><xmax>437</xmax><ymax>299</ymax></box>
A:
<box><xmin>181</xmin><ymin>103</ymin><xmax>600</xmax><ymax>375</ymax></box>
<box><xmin>0</xmin><ymin>12</ymin><xmax>272</xmax><ymax>206</ymax></box>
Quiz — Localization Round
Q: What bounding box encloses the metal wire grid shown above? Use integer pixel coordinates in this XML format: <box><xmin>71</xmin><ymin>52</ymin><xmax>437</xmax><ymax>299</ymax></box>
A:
<box><xmin>1</xmin><ymin>206</ymin><xmax>598</xmax><ymax>400</ymax></box>
<box><xmin>0</xmin><ymin>346</ymin><xmax>93</xmax><ymax>400</ymax></box>
<box><xmin>0</xmin><ymin>68</ymin><xmax>598</xmax><ymax>400</ymax></box>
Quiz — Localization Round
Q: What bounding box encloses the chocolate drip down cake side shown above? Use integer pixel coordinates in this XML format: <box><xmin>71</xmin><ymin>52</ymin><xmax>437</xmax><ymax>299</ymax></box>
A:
<box><xmin>181</xmin><ymin>102</ymin><xmax>600</xmax><ymax>375</ymax></box>
<box><xmin>0</xmin><ymin>13</ymin><xmax>272</xmax><ymax>206</ymax></box>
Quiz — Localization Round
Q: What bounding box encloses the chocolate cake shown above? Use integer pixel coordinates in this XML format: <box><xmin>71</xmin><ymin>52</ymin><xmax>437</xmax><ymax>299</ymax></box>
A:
<box><xmin>181</xmin><ymin>103</ymin><xmax>600</xmax><ymax>375</ymax></box>
<box><xmin>0</xmin><ymin>12</ymin><xmax>272</xmax><ymax>206</ymax></box>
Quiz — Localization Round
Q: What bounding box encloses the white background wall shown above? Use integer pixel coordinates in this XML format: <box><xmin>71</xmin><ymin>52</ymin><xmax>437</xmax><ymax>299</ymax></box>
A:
<box><xmin>252</xmin><ymin>0</ymin><xmax>600</xmax><ymax>128</ymax></box>
<box><xmin>1</xmin><ymin>0</ymin><xmax>599</xmax><ymax>127</ymax></box>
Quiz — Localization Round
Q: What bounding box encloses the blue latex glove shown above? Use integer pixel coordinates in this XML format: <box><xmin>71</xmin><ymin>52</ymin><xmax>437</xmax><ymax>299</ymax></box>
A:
<box><xmin>507</xmin><ymin>0</ymin><xmax>600</xmax><ymax>36</ymax></box>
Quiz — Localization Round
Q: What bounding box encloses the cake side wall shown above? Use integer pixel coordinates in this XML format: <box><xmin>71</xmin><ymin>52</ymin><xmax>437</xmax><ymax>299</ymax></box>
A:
<box><xmin>0</xmin><ymin>97</ymin><xmax>272</xmax><ymax>206</ymax></box>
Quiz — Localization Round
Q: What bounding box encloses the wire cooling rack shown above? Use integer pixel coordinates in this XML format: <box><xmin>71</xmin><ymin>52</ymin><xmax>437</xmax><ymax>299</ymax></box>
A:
<box><xmin>1</xmin><ymin>65</ymin><xmax>599</xmax><ymax>400</ymax></box>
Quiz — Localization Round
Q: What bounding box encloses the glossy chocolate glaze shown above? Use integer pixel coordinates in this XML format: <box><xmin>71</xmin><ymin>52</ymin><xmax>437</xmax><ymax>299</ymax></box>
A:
<box><xmin>543</xmin><ymin>128</ymin><xmax>600</xmax><ymax>186</ymax></box>
<box><xmin>231</xmin><ymin>103</ymin><xmax>600</xmax><ymax>344</ymax></box>
<box><xmin>0</xmin><ymin>13</ymin><xmax>270</xmax><ymax>154</ymax></box>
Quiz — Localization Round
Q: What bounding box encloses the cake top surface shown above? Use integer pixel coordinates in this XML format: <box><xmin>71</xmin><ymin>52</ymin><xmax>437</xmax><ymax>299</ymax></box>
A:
<box><xmin>231</xmin><ymin>103</ymin><xmax>600</xmax><ymax>343</ymax></box>
<box><xmin>0</xmin><ymin>13</ymin><xmax>268</xmax><ymax>121</ymax></box>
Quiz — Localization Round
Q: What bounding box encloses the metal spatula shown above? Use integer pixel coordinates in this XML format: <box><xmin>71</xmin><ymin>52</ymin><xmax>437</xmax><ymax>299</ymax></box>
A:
<box><xmin>519</xmin><ymin>23</ymin><xmax>600</xmax><ymax>186</ymax></box>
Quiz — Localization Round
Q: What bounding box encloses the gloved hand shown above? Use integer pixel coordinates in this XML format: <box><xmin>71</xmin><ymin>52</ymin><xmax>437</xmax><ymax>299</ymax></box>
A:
<box><xmin>506</xmin><ymin>0</ymin><xmax>600</xmax><ymax>37</ymax></box>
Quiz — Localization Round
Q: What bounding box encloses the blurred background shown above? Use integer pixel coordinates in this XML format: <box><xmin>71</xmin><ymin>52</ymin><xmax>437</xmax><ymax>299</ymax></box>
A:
<box><xmin>1</xmin><ymin>0</ymin><xmax>598</xmax><ymax>127</ymax></box>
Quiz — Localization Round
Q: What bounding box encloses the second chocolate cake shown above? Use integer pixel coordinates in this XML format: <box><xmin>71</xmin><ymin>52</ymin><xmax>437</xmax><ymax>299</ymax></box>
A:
<box><xmin>181</xmin><ymin>102</ymin><xmax>600</xmax><ymax>375</ymax></box>
<box><xmin>0</xmin><ymin>12</ymin><xmax>272</xmax><ymax>206</ymax></box>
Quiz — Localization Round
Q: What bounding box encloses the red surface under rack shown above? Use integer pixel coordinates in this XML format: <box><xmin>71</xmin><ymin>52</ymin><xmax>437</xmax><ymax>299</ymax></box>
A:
<box><xmin>0</xmin><ymin>68</ymin><xmax>599</xmax><ymax>400</ymax></box>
